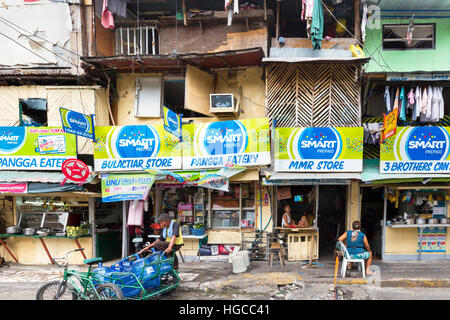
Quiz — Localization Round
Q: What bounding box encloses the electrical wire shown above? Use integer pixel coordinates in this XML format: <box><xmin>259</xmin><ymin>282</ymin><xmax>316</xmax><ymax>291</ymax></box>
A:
<box><xmin>0</xmin><ymin>18</ymin><xmax>80</xmax><ymax>70</ymax></box>
<box><xmin>0</xmin><ymin>15</ymin><xmax>82</xmax><ymax>57</ymax></box>
<box><xmin>0</xmin><ymin>31</ymin><xmax>56</xmax><ymax>64</ymax></box>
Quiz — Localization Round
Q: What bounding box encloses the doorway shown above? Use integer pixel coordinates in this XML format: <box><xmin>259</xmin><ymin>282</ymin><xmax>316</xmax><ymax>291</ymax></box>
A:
<box><xmin>317</xmin><ymin>185</ymin><xmax>347</xmax><ymax>257</ymax></box>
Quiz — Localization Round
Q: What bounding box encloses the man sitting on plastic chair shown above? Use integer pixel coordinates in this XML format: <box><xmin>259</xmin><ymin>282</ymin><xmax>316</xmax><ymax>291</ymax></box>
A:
<box><xmin>138</xmin><ymin>213</ymin><xmax>184</xmax><ymax>271</ymax></box>
<box><xmin>337</xmin><ymin>220</ymin><xmax>375</xmax><ymax>276</ymax></box>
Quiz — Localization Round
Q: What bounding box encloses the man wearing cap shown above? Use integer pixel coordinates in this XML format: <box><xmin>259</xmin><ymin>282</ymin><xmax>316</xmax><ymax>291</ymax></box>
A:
<box><xmin>138</xmin><ymin>213</ymin><xmax>184</xmax><ymax>270</ymax></box>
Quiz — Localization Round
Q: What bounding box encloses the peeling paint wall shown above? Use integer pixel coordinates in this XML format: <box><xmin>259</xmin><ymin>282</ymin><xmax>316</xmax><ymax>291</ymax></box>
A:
<box><xmin>0</xmin><ymin>2</ymin><xmax>83</xmax><ymax>74</ymax></box>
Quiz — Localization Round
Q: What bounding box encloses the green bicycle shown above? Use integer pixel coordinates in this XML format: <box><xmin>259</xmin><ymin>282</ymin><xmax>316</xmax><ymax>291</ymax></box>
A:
<box><xmin>36</xmin><ymin>248</ymin><xmax>124</xmax><ymax>300</ymax></box>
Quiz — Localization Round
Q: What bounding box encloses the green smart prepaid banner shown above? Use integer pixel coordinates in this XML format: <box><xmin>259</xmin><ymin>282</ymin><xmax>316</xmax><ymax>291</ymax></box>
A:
<box><xmin>182</xmin><ymin>118</ymin><xmax>271</xmax><ymax>170</ymax></box>
<box><xmin>274</xmin><ymin>127</ymin><xmax>363</xmax><ymax>172</ymax></box>
<box><xmin>0</xmin><ymin>126</ymin><xmax>77</xmax><ymax>170</ymax></box>
<box><xmin>94</xmin><ymin>125</ymin><xmax>182</xmax><ymax>172</ymax></box>
<box><xmin>380</xmin><ymin>126</ymin><xmax>450</xmax><ymax>174</ymax></box>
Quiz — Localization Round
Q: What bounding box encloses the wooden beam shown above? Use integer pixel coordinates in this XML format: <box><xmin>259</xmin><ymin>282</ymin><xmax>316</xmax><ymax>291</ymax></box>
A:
<box><xmin>354</xmin><ymin>0</ymin><xmax>361</xmax><ymax>43</ymax></box>
<box><xmin>276</xmin><ymin>1</ymin><xmax>280</xmax><ymax>41</ymax></box>
<box><xmin>182</xmin><ymin>0</ymin><xmax>187</xmax><ymax>26</ymax></box>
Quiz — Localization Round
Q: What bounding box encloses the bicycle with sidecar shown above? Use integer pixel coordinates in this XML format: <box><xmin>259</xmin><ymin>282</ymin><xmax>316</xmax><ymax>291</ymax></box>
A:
<box><xmin>36</xmin><ymin>248</ymin><xmax>180</xmax><ymax>300</ymax></box>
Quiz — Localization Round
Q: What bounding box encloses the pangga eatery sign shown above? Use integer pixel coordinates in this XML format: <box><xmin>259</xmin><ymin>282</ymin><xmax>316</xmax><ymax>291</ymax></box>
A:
<box><xmin>274</xmin><ymin>127</ymin><xmax>364</xmax><ymax>172</ymax></box>
<box><xmin>380</xmin><ymin>126</ymin><xmax>450</xmax><ymax>173</ymax></box>
<box><xmin>0</xmin><ymin>126</ymin><xmax>76</xmax><ymax>170</ymax></box>
<box><xmin>93</xmin><ymin>125</ymin><xmax>182</xmax><ymax>172</ymax></box>
<box><xmin>182</xmin><ymin>118</ymin><xmax>271</xmax><ymax>170</ymax></box>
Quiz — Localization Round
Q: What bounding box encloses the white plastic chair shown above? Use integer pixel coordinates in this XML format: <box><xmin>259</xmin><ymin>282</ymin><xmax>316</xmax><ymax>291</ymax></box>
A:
<box><xmin>336</xmin><ymin>241</ymin><xmax>365</xmax><ymax>278</ymax></box>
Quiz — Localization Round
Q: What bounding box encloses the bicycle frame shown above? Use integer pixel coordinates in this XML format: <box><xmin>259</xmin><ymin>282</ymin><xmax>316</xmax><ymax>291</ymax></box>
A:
<box><xmin>51</xmin><ymin>249</ymin><xmax>103</xmax><ymax>300</ymax></box>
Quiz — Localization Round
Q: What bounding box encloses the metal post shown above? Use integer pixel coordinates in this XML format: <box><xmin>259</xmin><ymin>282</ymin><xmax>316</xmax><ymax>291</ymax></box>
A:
<box><xmin>382</xmin><ymin>186</ymin><xmax>387</xmax><ymax>260</ymax></box>
<box><xmin>122</xmin><ymin>201</ymin><xmax>129</xmax><ymax>258</ymax></box>
<box><xmin>418</xmin><ymin>227</ymin><xmax>423</xmax><ymax>261</ymax></box>
<box><xmin>88</xmin><ymin>198</ymin><xmax>96</xmax><ymax>258</ymax></box>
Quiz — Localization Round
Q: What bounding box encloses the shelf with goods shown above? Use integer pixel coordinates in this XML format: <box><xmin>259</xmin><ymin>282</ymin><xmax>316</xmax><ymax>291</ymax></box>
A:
<box><xmin>208</xmin><ymin>183</ymin><xmax>256</xmax><ymax>229</ymax></box>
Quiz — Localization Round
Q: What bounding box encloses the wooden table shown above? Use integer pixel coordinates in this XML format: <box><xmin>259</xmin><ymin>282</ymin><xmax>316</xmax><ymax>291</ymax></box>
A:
<box><xmin>275</xmin><ymin>227</ymin><xmax>319</xmax><ymax>264</ymax></box>
<box><xmin>0</xmin><ymin>234</ymin><xmax>89</xmax><ymax>264</ymax></box>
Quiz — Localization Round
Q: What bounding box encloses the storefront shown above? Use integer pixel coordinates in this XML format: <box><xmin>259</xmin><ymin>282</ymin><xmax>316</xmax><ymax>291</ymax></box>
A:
<box><xmin>361</xmin><ymin>126</ymin><xmax>450</xmax><ymax>261</ymax></box>
<box><xmin>94</xmin><ymin>118</ymin><xmax>272</xmax><ymax>259</ymax></box>
<box><xmin>265</xmin><ymin>126</ymin><xmax>364</xmax><ymax>260</ymax></box>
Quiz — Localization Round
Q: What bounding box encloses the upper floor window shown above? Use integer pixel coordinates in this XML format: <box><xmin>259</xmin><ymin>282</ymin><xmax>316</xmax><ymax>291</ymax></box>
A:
<box><xmin>382</xmin><ymin>23</ymin><xmax>435</xmax><ymax>50</ymax></box>
<box><xmin>115</xmin><ymin>25</ymin><xmax>159</xmax><ymax>56</ymax></box>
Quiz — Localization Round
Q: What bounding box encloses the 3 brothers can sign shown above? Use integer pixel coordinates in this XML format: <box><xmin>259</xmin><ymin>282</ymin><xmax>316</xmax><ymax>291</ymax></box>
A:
<box><xmin>61</xmin><ymin>159</ymin><xmax>90</xmax><ymax>185</ymax></box>
<box><xmin>380</xmin><ymin>126</ymin><xmax>450</xmax><ymax>173</ymax></box>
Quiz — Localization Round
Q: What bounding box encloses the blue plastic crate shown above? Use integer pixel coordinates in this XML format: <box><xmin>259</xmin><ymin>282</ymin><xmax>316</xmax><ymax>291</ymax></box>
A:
<box><xmin>190</xmin><ymin>227</ymin><xmax>205</xmax><ymax>236</ymax></box>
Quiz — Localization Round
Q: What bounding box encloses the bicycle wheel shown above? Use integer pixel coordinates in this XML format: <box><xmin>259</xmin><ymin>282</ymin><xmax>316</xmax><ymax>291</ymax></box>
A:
<box><xmin>36</xmin><ymin>280</ymin><xmax>78</xmax><ymax>300</ymax></box>
<box><xmin>94</xmin><ymin>283</ymin><xmax>125</xmax><ymax>300</ymax></box>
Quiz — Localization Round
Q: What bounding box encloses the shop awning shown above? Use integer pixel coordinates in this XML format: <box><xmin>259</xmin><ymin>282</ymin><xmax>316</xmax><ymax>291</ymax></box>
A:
<box><xmin>0</xmin><ymin>171</ymin><xmax>97</xmax><ymax>184</ymax></box>
<box><xmin>82</xmin><ymin>47</ymin><xmax>265</xmax><ymax>73</ymax></box>
<box><xmin>362</xmin><ymin>159</ymin><xmax>450</xmax><ymax>184</ymax></box>
<box><xmin>261</xmin><ymin>170</ymin><xmax>361</xmax><ymax>185</ymax></box>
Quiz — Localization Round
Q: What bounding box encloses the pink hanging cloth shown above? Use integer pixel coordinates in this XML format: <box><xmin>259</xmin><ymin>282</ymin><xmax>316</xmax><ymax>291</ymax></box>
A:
<box><xmin>102</xmin><ymin>0</ymin><xmax>115</xmax><ymax>29</ymax></box>
<box><xmin>127</xmin><ymin>200</ymin><xmax>144</xmax><ymax>228</ymax></box>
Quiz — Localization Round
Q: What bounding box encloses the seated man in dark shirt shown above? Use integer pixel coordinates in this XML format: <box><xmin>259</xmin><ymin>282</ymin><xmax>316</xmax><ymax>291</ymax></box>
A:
<box><xmin>137</xmin><ymin>213</ymin><xmax>184</xmax><ymax>270</ymax></box>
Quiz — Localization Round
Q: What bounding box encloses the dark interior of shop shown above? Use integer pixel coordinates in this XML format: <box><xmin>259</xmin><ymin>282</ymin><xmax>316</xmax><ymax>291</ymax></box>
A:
<box><xmin>317</xmin><ymin>185</ymin><xmax>346</xmax><ymax>257</ymax></box>
<box><xmin>277</xmin><ymin>185</ymin><xmax>315</xmax><ymax>226</ymax></box>
<box><xmin>361</xmin><ymin>187</ymin><xmax>384</xmax><ymax>257</ymax></box>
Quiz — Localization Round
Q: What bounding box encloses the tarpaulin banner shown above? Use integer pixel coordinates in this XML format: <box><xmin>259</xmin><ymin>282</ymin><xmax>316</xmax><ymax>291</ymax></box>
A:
<box><xmin>417</xmin><ymin>227</ymin><xmax>447</xmax><ymax>253</ymax></box>
<box><xmin>182</xmin><ymin>118</ymin><xmax>271</xmax><ymax>170</ymax></box>
<box><xmin>163</xmin><ymin>106</ymin><xmax>182</xmax><ymax>141</ymax></box>
<box><xmin>101</xmin><ymin>173</ymin><xmax>155</xmax><ymax>202</ymax></box>
<box><xmin>0</xmin><ymin>183</ymin><xmax>27</xmax><ymax>193</ymax></box>
<box><xmin>380</xmin><ymin>126</ymin><xmax>450</xmax><ymax>173</ymax></box>
<box><xmin>0</xmin><ymin>126</ymin><xmax>77</xmax><ymax>170</ymax></box>
<box><xmin>60</xmin><ymin>107</ymin><xmax>96</xmax><ymax>140</ymax></box>
<box><xmin>93</xmin><ymin>125</ymin><xmax>182</xmax><ymax>172</ymax></box>
<box><xmin>274</xmin><ymin>127</ymin><xmax>363</xmax><ymax>172</ymax></box>
<box><xmin>146</xmin><ymin>164</ymin><xmax>246</xmax><ymax>192</ymax></box>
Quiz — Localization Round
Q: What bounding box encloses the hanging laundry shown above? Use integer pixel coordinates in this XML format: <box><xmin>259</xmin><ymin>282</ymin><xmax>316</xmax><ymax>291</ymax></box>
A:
<box><xmin>438</xmin><ymin>87</ymin><xmax>445</xmax><ymax>119</ymax></box>
<box><xmin>311</xmin><ymin>0</ymin><xmax>323</xmax><ymax>50</ymax></box>
<box><xmin>392</xmin><ymin>87</ymin><xmax>400</xmax><ymax>110</ymax></box>
<box><xmin>363</xmin><ymin>123</ymin><xmax>381</xmax><ymax>145</ymax></box>
<box><xmin>407</xmin><ymin>15</ymin><xmax>415</xmax><ymax>47</ymax></box>
<box><xmin>361</xmin><ymin>0</ymin><xmax>368</xmax><ymax>43</ymax></box>
<box><xmin>234</xmin><ymin>0</ymin><xmax>239</xmax><ymax>14</ymax></box>
<box><xmin>399</xmin><ymin>86</ymin><xmax>406</xmax><ymax>121</ymax></box>
<box><xmin>426</xmin><ymin>85</ymin><xmax>433</xmax><ymax>120</ymax></box>
<box><xmin>225</xmin><ymin>0</ymin><xmax>233</xmax><ymax>26</ymax></box>
<box><xmin>106</xmin><ymin>0</ymin><xmax>127</xmax><ymax>18</ymax></box>
<box><xmin>101</xmin><ymin>0</ymin><xmax>115</xmax><ymax>29</ymax></box>
<box><xmin>384</xmin><ymin>86</ymin><xmax>391</xmax><ymax>113</ymax></box>
<box><xmin>407</xmin><ymin>88</ymin><xmax>415</xmax><ymax>108</ymax></box>
<box><xmin>301</xmin><ymin>0</ymin><xmax>314</xmax><ymax>21</ymax></box>
<box><xmin>412</xmin><ymin>86</ymin><xmax>421</xmax><ymax>121</ymax></box>
<box><xmin>301</xmin><ymin>0</ymin><xmax>315</xmax><ymax>39</ymax></box>
<box><xmin>420</xmin><ymin>86</ymin><xmax>428</xmax><ymax>122</ymax></box>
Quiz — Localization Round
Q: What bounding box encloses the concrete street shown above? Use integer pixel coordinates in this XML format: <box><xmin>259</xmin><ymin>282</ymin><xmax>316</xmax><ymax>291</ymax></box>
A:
<box><xmin>1</xmin><ymin>256</ymin><xmax>450</xmax><ymax>300</ymax></box>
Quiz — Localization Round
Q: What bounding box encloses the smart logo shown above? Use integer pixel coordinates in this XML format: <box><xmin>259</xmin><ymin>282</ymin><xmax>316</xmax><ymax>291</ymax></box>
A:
<box><xmin>164</xmin><ymin>108</ymin><xmax>179</xmax><ymax>132</ymax></box>
<box><xmin>0</xmin><ymin>127</ymin><xmax>26</xmax><ymax>154</ymax></box>
<box><xmin>66</xmin><ymin>111</ymin><xmax>90</xmax><ymax>133</ymax></box>
<box><xmin>116</xmin><ymin>125</ymin><xmax>160</xmax><ymax>158</ymax></box>
<box><xmin>202</xmin><ymin>120</ymin><xmax>248</xmax><ymax>155</ymax></box>
<box><xmin>298</xmin><ymin>127</ymin><xmax>341</xmax><ymax>160</ymax></box>
<box><xmin>406</xmin><ymin>127</ymin><xmax>449</xmax><ymax>161</ymax></box>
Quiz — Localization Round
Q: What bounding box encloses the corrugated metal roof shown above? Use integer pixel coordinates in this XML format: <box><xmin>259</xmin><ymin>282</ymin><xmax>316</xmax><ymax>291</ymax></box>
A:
<box><xmin>0</xmin><ymin>171</ymin><xmax>97</xmax><ymax>184</ymax></box>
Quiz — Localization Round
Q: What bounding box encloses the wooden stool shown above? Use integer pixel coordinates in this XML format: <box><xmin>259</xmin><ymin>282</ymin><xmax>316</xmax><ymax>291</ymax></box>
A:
<box><xmin>269</xmin><ymin>243</ymin><xmax>284</xmax><ymax>271</ymax></box>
